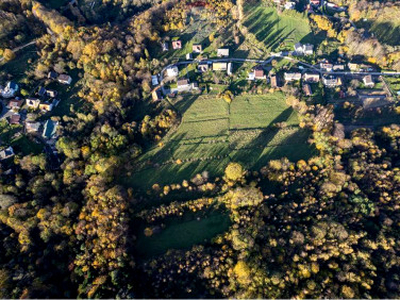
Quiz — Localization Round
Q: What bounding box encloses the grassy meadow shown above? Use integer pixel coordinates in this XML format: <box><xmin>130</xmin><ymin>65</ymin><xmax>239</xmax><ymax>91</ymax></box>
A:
<box><xmin>242</xmin><ymin>3</ymin><xmax>314</xmax><ymax>52</ymax></box>
<box><xmin>124</xmin><ymin>92</ymin><xmax>315</xmax><ymax>192</ymax></box>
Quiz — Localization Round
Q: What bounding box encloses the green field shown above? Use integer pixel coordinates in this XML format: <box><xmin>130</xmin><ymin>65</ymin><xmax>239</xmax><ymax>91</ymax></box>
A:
<box><xmin>124</xmin><ymin>93</ymin><xmax>315</xmax><ymax>191</ymax></box>
<box><xmin>135</xmin><ymin>209</ymin><xmax>231</xmax><ymax>259</ymax></box>
<box><xmin>243</xmin><ymin>3</ymin><xmax>314</xmax><ymax>51</ymax></box>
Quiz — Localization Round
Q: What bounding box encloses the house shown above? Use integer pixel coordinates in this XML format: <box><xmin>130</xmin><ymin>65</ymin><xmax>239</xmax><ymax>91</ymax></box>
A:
<box><xmin>303</xmin><ymin>73</ymin><xmax>320</xmax><ymax>83</ymax></box>
<box><xmin>161</xmin><ymin>42</ymin><xmax>169</xmax><ymax>52</ymax></box>
<box><xmin>284</xmin><ymin>72</ymin><xmax>302</xmax><ymax>82</ymax></box>
<box><xmin>1</xmin><ymin>81</ymin><xmax>19</xmax><ymax>98</ymax></box>
<box><xmin>177</xmin><ymin>79</ymin><xmax>192</xmax><ymax>92</ymax></box>
<box><xmin>152</xmin><ymin>87</ymin><xmax>163</xmax><ymax>102</ymax></box>
<box><xmin>172</xmin><ymin>40</ymin><xmax>182</xmax><ymax>50</ymax></box>
<box><xmin>284</xmin><ymin>1</ymin><xmax>296</xmax><ymax>9</ymax></box>
<box><xmin>48</xmin><ymin>71</ymin><xmax>58</xmax><ymax>80</ymax></box>
<box><xmin>254</xmin><ymin>67</ymin><xmax>266</xmax><ymax>80</ymax></box>
<box><xmin>186</xmin><ymin>53</ymin><xmax>193</xmax><ymax>60</ymax></box>
<box><xmin>42</xmin><ymin>120</ymin><xmax>58</xmax><ymax>140</ymax></box>
<box><xmin>7</xmin><ymin>99</ymin><xmax>23</xmax><ymax>111</ymax></box>
<box><xmin>320</xmin><ymin>63</ymin><xmax>333</xmax><ymax>72</ymax></box>
<box><xmin>0</xmin><ymin>146</ymin><xmax>15</xmax><ymax>161</ymax></box>
<box><xmin>46</xmin><ymin>90</ymin><xmax>58</xmax><ymax>98</ymax></box>
<box><xmin>217</xmin><ymin>48</ymin><xmax>229</xmax><ymax>57</ymax></box>
<box><xmin>26</xmin><ymin>98</ymin><xmax>41</xmax><ymax>109</ymax></box>
<box><xmin>25</xmin><ymin>121</ymin><xmax>41</xmax><ymax>133</ymax></box>
<box><xmin>151</xmin><ymin>75</ymin><xmax>159</xmax><ymax>86</ymax></box>
<box><xmin>213</xmin><ymin>62</ymin><xmax>227</xmax><ymax>71</ymax></box>
<box><xmin>348</xmin><ymin>63</ymin><xmax>359</xmax><ymax>71</ymax></box>
<box><xmin>192</xmin><ymin>44</ymin><xmax>202</xmax><ymax>53</ymax></box>
<box><xmin>58</xmin><ymin>74</ymin><xmax>72</xmax><ymax>85</ymax></box>
<box><xmin>227</xmin><ymin>63</ymin><xmax>233</xmax><ymax>76</ymax></box>
<box><xmin>247</xmin><ymin>71</ymin><xmax>255</xmax><ymax>81</ymax></box>
<box><xmin>39</xmin><ymin>102</ymin><xmax>54</xmax><ymax>112</ymax></box>
<box><xmin>333</xmin><ymin>64</ymin><xmax>345</xmax><ymax>71</ymax></box>
<box><xmin>310</xmin><ymin>0</ymin><xmax>320</xmax><ymax>6</ymax></box>
<box><xmin>166</xmin><ymin>66</ymin><xmax>179</xmax><ymax>78</ymax></box>
<box><xmin>8</xmin><ymin>114</ymin><xmax>21</xmax><ymax>125</ymax></box>
<box><xmin>38</xmin><ymin>86</ymin><xmax>47</xmax><ymax>97</ymax></box>
<box><xmin>294</xmin><ymin>43</ymin><xmax>314</xmax><ymax>55</ymax></box>
<box><xmin>322</xmin><ymin>75</ymin><xmax>342</xmax><ymax>87</ymax></box>
<box><xmin>270</xmin><ymin>74</ymin><xmax>278</xmax><ymax>88</ymax></box>
<box><xmin>198</xmin><ymin>63</ymin><xmax>209</xmax><ymax>73</ymax></box>
<box><xmin>363</xmin><ymin>75</ymin><xmax>374</xmax><ymax>88</ymax></box>
<box><xmin>303</xmin><ymin>84</ymin><xmax>313</xmax><ymax>96</ymax></box>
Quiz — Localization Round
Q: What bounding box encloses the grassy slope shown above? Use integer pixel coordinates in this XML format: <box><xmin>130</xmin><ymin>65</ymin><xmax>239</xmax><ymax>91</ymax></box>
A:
<box><xmin>242</xmin><ymin>4</ymin><xmax>313</xmax><ymax>51</ymax></box>
<box><xmin>124</xmin><ymin>93</ymin><xmax>315</xmax><ymax>191</ymax></box>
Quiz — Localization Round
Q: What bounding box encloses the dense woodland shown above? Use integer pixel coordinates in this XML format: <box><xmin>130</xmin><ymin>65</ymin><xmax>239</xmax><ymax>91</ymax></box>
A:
<box><xmin>1</xmin><ymin>0</ymin><xmax>400</xmax><ymax>298</ymax></box>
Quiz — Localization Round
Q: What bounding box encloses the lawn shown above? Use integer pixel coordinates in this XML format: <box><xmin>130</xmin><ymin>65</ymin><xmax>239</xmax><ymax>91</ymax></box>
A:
<box><xmin>135</xmin><ymin>209</ymin><xmax>231</xmax><ymax>259</ymax></box>
<box><xmin>242</xmin><ymin>2</ymin><xmax>315</xmax><ymax>52</ymax></box>
<box><xmin>123</xmin><ymin>92</ymin><xmax>315</xmax><ymax>191</ymax></box>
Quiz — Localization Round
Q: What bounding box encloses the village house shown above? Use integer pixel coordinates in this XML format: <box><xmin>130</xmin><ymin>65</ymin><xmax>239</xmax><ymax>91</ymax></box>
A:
<box><xmin>192</xmin><ymin>44</ymin><xmax>202</xmax><ymax>53</ymax></box>
<box><xmin>177</xmin><ymin>79</ymin><xmax>192</xmax><ymax>92</ymax></box>
<box><xmin>172</xmin><ymin>40</ymin><xmax>182</xmax><ymax>50</ymax></box>
<box><xmin>227</xmin><ymin>63</ymin><xmax>233</xmax><ymax>76</ymax></box>
<box><xmin>1</xmin><ymin>81</ymin><xmax>19</xmax><ymax>98</ymax></box>
<box><xmin>284</xmin><ymin>1</ymin><xmax>296</xmax><ymax>9</ymax></box>
<box><xmin>8</xmin><ymin>114</ymin><xmax>21</xmax><ymax>125</ymax></box>
<box><xmin>38</xmin><ymin>86</ymin><xmax>47</xmax><ymax>97</ymax></box>
<box><xmin>46</xmin><ymin>89</ymin><xmax>58</xmax><ymax>98</ymax></box>
<box><xmin>151</xmin><ymin>87</ymin><xmax>163</xmax><ymax>102</ymax></box>
<box><xmin>39</xmin><ymin>101</ymin><xmax>54</xmax><ymax>112</ymax></box>
<box><xmin>166</xmin><ymin>66</ymin><xmax>179</xmax><ymax>77</ymax></box>
<box><xmin>333</xmin><ymin>64</ymin><xmax>345</xmax><ymax>71</ymax></box>
<box><xmin>303</xmin><ymin>73</ymin><xmax>320</xmax><ymax>83</ymax></box>
<box><xmin>363</xmin><ymin>75</ymin><xmax>375</xmax><ymax>88</ymax></box>
<box><xmin>58</xmin><ymin>74</ymin><xmax>72</xmax><ymax>85</ymax></box>
<box><xmin>198</xmin><ymin>63</ymin><xmax>209</xmax><ymax>73</ymax></box>
<box><xmin>284</xmin><ymin>72</ymin><xmax>302</xmax><ymax>82</ymax></box>
<box><xmin>213</xmin><ymin>62</ymin><xmax>228</xmax><ymax>71</ymax></box>
<box><xmin>25</xmin><ymin>121</ymin><xmax>41</xmax><ymax>133</ymax></box>
<box><xmin>348</xmin><ymin>63</ymin><xmax>359</xmax><ymax>71</ymax></box>
<box><xmin>48</xmin><ymin>71</ymin><xmax>58</xmax><ymax>80</ymax></box>
<box><xmin>322</xmin><ymin>75</ymin><xmax>342</xmax><ymax>87</ymax></box>
<box><xmin>320</xmin><ymin>62</ymin><xmax>333</xmax><ymax>72</ymax></box>
<box><xmin>42</xmin><ymin>119</ymin><xmax>59</xmax><ymax>140</ymax></box>
<box><xmin>294</xmin><ymin>43</ymin><xmax>314</xmax><ymax>56</ymax></box>
<box><xmin>248</xmin><ymin>67</ymin><xmax>267</xmax><ymax>80</ymax></box>
<box><xmin>7</xmin><ymin>99</ymin><xmax>23</xmax><ymax>111</ymax></box>
<box><xmin>161</xmin><ymin>42</ymin><xmax>169</xmax><ymax>52</ymax></box>
<box><xmin>0</xmin><ymin>146</ymin><xmax>15</xmax><ymax>161</ymax></box>
<box><xmin>217</xmin><ymin>48</ymin><xmax>229</xmax><ymax>57</ymax></box>
<box><xmin>151</xmin><ymin>75</ymin><xmax>159</xmax><ymax>86</ymax></box>
<box><xmin>303</xmin><ymin>84</ymin><xmax>313</xmax><ymax>96</ymax></box>
<box><xmin>310</xmin><ymin>0</ymin><xmax>320</xmax><ymax>6</ymax></box>
<box><xmin>26</xmin><ymin>98</ymin><xmax>41</xmax><ymax>110</ymax></box>
<box><xmin>270</xmin><ymin>74</ymin><xmax>279</xmax><ymax>88</ymax></box>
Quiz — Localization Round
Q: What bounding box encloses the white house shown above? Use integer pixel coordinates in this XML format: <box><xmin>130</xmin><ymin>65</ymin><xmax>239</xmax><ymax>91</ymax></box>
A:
<box><xmin>284</xmin><ymin>1</ymin><xmax>296</xmax><ymax>9</ymax></box>
<box><xmin>284</xmin><ymin>72</ymin><xmax>302</xmax><ymax>82</ymax></box>
<box><xmin>217</xmin><ymin>48</ymin><xmax>229</xmax><ymax>57</ymax></box>
<box><xmin>26</xmin><ymin>98</ymin><xmax>41</xmax><ymax>110</ymax></box>
<box><xmin>1</xmin><ymin>81</ymin><xmax>19</xmax><ymax>98</ymax></box>
<box><xmin>294</xmin><ymin>43</ymin><xmax>314</xmax><ymax>56</ymax></box>
<box><xmin>0</xmin><ymin>146</ymin><xmax>14</xmax><ymax>161</ymax></box>
<box><xmin>166</xmin><ymin>66</ymin><xmax>179</xmax><ymax>78</ymax></box>
<box><xmin>363</xmin><ymin>75</ymin><xmax>374</xmax><ymax>88</ymax></box>
<box><xmin>58</xmin><ymin>74</ymin><xmax>72</xmax><ymax>85</ymax></box>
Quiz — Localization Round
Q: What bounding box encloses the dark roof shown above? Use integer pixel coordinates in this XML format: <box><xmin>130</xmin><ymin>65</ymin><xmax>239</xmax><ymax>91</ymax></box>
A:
<box><xmin>48</xmin><ymin>71</ymin><xmax>58</xmax><ymax>79</ymax></box>
<box><xmin>38</xmin><ymin>86</ymin><xmax>46</xmax><ymax>96</ymax></box>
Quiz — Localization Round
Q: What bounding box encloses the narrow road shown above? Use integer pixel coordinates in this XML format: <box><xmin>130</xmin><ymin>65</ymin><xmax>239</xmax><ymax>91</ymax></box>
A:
<box><xmin>0</xmin><ymin>40</ymin><xmax>37</xmax><ymax>62</ymax></box>
<box><xmin>159</xmin><ymin>56</ymin><xmax>400</xmax><ymax>83</ymax></box>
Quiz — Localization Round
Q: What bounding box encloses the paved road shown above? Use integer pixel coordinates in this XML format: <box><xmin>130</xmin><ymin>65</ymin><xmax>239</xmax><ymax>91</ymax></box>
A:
<box><xmin>159</xmin><ymin>56</ymin><xmax>400</xmax><ymax>83</ymax></box>
<box><xmin>0</xmin><ymin>40</ymin><xmax>37</xmax><ymax>62</ymax></box>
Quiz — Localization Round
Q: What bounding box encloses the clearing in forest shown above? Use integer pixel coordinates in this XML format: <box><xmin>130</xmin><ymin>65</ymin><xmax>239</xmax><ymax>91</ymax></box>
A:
<box><xmin>124</xmin><ymin>92</ymin><xmax>315</xmax><ymax>191</ymax></box>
